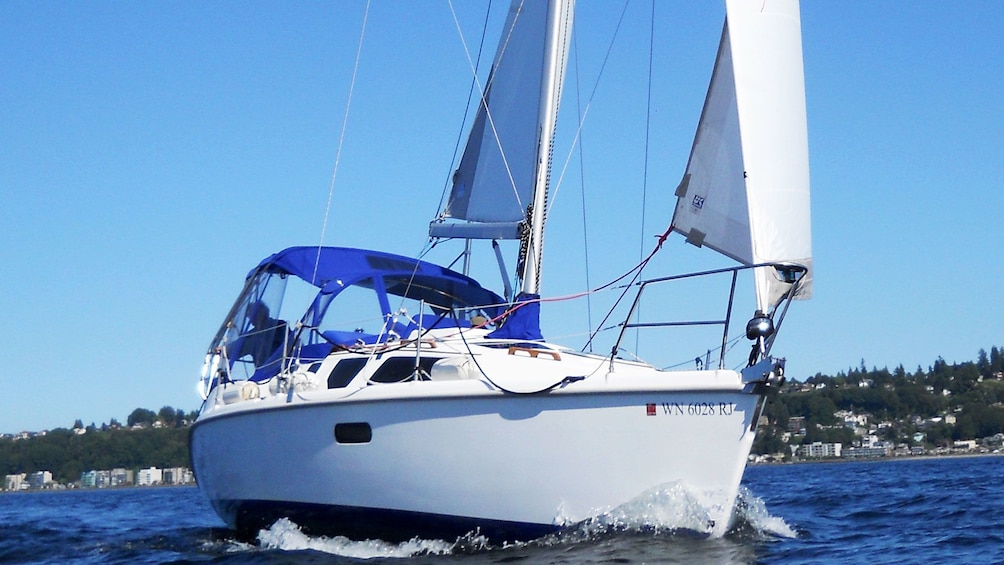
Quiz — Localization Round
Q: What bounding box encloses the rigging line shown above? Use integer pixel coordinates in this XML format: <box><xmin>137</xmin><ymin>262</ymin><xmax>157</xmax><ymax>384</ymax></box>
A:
<box><xmin>448</xmin><ymin>0</ymin><xmax>527</xmax><ymax>213</ymax></box>
<box><xmin>490</xmin><ymin>256</ymin><xmax>640</xmax><ymax>323</ymax></box>
<box><xmin>640</xmin><ymin>1</ymin><xmax>655</xmax><ymax>256</ymax></box>
<box><xmin>387</xmin><ymin>240</ymin><xmax>433</xmax><ymax>323</ymax></box>
<box><xmin>582</xmin><ymin>224</ymin><xmax>673</xmax><ymax>352</ymax></box>
<box><xmin>582</xmin><ymin>254</ymin><xmax>650</xmax><ymax>352</ymax></box>
<box><xmin>572</xmin><ymin>23</ymin><xmax>593</xmax><ymax>349</ymax></box>
<box><xmin>633</xmin><ymin>0</ymin><xmax>656</xmax><ymax>357</ymax></box>
<box><xmin>436</xmin><ymin>0</ymin><xmax>494</xmax><ymax>218</ymax></box>
<box><xmin>485</xmin><ymin>226</ymin><xmax>670</xmax><ymax>329</ymax></box>
<box><xmin>545</xmin><ymin>0</ymin><xmax>630</xmax><ymax>219</ymax></box>
<box><xmin>454</xmin><ymin>313</ymin><xmax>584</xmax><ymax>395</ymax></box>
<box><xmin>313</xmin><ymin>0</ymin><xmax>371</xmax><ymax>283</ymax></box>
<box><xmin>660</xmin><ymin>334</ymin><xmax>745</xmax><ymax>371</ymax></box>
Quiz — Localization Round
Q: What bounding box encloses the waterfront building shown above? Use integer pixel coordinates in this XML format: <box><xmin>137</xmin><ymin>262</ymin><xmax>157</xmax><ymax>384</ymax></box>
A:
<box><xmin>138</xmin><ymin>467</ymin><xmax>163</xmax><ymax>486</ymax></box>
<box><xmin>27</xmin><ymin>471</ymin><xmax>52</xmax><ymax>489</ymax></box>
<box><xmin>797</xmin><ymin>442</ymin><xmax>841</xmax><ymax>458</ymax></box>
<box><xmin>110</xmin><ymin>468</ymin><xmax>133</xmax><ymax>487</ymax></box>
<box><xmin>844</xmin><ymin>446</ymin><xmax>890</xmax><ymax>458</ymax></box>
<box><xmin>5</xmin><ymin>473</ymin><xmax>27</xmax><ymax>491</ymax></box>
<box><xmin>162</xmin><ymin>467</ymin><xmax>194</xmax><ymax>485</ymax></box>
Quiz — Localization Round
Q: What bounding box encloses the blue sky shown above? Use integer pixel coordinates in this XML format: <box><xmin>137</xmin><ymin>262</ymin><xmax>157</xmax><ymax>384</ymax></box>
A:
<box><xmin>2</xmin><ymin>1</ymin><xmax>1002</xmax><ymax>434</ymax></box>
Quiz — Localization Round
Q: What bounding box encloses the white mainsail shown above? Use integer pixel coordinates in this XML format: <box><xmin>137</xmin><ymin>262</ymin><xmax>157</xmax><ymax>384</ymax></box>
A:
<box><xmin>672</xmin><ymin>0</ymin><xmax>812</xmax><ymax>311</ymax></box>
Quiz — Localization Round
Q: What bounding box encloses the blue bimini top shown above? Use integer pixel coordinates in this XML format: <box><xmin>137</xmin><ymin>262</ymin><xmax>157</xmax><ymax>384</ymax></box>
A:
<box><xmin>213</xmin><ymin>246</ymin><xmax>545</xmax><ymax>384</ymax></box>
<box><xmin>251</xmin><ymin>246</ymin><xmax>504</xmax><ymax>315</ymax></box>
<box><xmin>220</xmin><ymin>247</ymin><xmax>510</xmax><ymax>381</ymax></box>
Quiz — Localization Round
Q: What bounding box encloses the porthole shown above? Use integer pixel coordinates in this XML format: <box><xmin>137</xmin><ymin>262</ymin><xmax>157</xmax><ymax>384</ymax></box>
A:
<box><xmin>334</xmin><ymin>422</ymin><xmax>372</xmax><ymax>444</ymax></box>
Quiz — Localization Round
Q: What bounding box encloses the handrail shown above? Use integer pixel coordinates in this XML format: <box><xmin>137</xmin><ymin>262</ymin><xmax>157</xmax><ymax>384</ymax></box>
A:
<box><xmin>609</xmin><ymin>262</ymin><xmax>808</xmax><ymax>371</ymax></box>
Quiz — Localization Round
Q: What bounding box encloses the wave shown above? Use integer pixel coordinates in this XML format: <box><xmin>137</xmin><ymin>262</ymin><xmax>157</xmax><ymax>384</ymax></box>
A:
<box><xmin>251</xmin><ymin>517</ymin><xmax>457</xmax><ymax>558</ymax></box>
<box><xmin>557</xmin><ymin>483</ymin><xmax>796</xmax><ymax>542</ymax></box>
<box><xmin>729</xmin><ymin>486</ymin><xmax>798</xmax><ymax>540</ymax></box>
<box><xmin>233</xmin><ymin>484</ymin><xmax>793</xmax><ymax>559</ymax></box>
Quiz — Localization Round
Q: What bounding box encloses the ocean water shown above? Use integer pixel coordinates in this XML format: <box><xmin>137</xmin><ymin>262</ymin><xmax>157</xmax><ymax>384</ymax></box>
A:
<box><xmin>2</xmin><ymin>456</ymin><xmax>1002</xmax><ymax>564</ymax></box>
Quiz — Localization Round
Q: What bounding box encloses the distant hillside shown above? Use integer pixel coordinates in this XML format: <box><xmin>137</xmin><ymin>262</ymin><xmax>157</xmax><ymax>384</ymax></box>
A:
<box><xmin>754</xmin><ymin>346</ymin><xmax>1004</xmax><ymax>455</ymax></box>
<box><xmin>0</xmin><ymin>407</ymin><xmax>196</xmax><ymax>484</ymax></box>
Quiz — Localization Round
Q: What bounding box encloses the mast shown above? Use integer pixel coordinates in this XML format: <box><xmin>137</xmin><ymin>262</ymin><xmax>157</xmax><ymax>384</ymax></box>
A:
<box><xmin>520</xmin><ymin>0</ymin><xmax>573</xmax><ymax>296</ymax></box>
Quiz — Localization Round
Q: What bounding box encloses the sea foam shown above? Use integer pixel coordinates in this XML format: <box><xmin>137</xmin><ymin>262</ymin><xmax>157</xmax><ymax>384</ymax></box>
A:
<box><xmin>239</xmin><ymin>485</ymin><xmax>793</xmax><ymax>557</ymax></box>
<box><xmin>255</xmin><ymin>517</ymin><xmax>455</xmax><ymax>558</ymax></box>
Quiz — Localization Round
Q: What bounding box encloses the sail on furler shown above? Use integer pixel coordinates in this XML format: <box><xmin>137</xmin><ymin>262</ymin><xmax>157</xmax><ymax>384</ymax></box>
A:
<box><xmin>672</xmin><ymin>0</ymin><xmax>812</xmax><ymax>311</ymax></box>
<box><xmin>431</xmin><ymin>0</ymin><xmax>574</xmax><ymax>245</ymax></box>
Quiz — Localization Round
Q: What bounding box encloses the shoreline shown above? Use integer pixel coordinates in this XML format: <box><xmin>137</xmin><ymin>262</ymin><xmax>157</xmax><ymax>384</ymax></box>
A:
<box><xmin>0</xmin><ymin>482</ymin><xmax>198</xmax><ymax>495</ymax></box>
<box><xmin>750</xmin><ymin>450</ymin><xmax>1004</xmax><ymax>466</ymax></box>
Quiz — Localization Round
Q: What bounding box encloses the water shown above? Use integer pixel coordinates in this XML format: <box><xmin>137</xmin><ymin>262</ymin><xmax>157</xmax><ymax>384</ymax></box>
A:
<box><xmin>2</xmin><ymin>456</ymin><xmax>1003</xmax><ymax>564</ymax></box>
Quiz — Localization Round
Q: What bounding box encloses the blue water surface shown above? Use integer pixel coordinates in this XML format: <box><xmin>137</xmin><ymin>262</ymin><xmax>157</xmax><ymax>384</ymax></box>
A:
<box><xmin>744</xmin><ymin>455</ymin><xmax>1004</xmax><ymax>564</ymax></box>
<box><xmin>1</xmin><ymin>456</ymin><xmax>1002</xmax><ymax>564</ymax></box>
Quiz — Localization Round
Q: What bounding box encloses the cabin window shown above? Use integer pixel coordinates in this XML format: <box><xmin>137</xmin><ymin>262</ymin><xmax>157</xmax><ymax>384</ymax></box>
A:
<box><xmin>369</xmin><ymin>357</ymin><xmax>441</xmax><ymax>383</ymax></box>
<box><xmin>327</xmin><ymin>358</ymin><xmax>368</xmax><ymax>389</ymax></box>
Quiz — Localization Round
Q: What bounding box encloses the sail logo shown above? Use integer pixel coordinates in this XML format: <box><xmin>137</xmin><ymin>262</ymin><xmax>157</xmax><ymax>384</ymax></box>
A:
<box><xmin>691</xmin><ymin>195</ymin><xmax>705</xmax><ymax>209</ymax></box>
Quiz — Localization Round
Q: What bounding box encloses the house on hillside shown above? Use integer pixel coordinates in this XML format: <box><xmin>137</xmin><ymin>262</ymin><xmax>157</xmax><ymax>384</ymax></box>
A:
<box><xmin>788</xmin><ymin>416</ymin><xmax>806</xmax><ymax>435</ymax></box>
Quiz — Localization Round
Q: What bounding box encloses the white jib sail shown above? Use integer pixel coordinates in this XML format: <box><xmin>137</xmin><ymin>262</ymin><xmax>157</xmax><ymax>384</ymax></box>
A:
<box><xmin>672</xmin><ymin>0</ymin><xmax>812</xmax><ymax>312</ymax></box>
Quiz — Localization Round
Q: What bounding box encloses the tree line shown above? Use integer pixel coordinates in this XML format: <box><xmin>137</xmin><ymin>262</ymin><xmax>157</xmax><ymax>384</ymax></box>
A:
<box><xmin>1</xmin><ymin>406</ymin><xmax>196</xmax><ymax>484</ymax></box>
<box><xmin>754</xmin><ymin>346</ymin><xmax>1004</xmax><ymax>454</ymax></box>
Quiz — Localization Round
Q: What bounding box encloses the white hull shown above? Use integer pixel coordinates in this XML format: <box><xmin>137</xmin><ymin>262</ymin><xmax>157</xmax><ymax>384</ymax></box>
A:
<box><xmin>191</xmin><ymin>347</ymin><xmax>769</xmax><ymax>541</ymax></box>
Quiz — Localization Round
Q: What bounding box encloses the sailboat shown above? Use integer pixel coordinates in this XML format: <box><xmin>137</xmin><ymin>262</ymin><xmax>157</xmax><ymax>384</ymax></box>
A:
<box><xmin>190</xmin><ymin>0</ymin><xmax>812</xmax><ymax>542</ymax></box>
